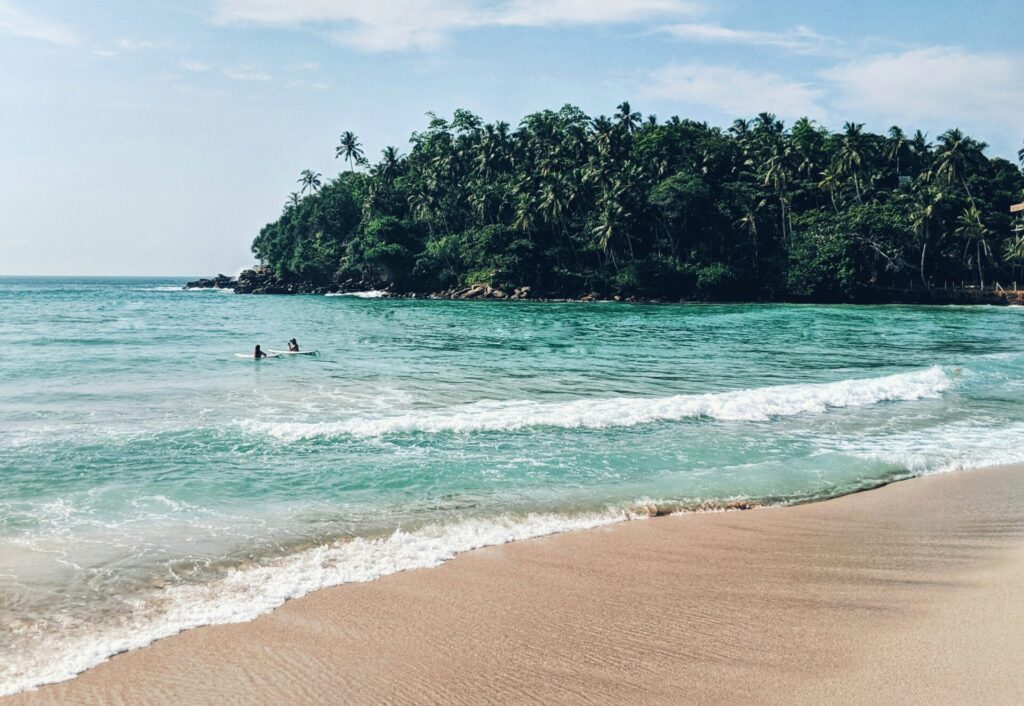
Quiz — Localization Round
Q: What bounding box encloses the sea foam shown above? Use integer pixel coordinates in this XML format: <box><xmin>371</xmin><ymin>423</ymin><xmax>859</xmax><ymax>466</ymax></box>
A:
<box><xmin>243</xmin><ymin>366</ymin><xmax>952</xmax><ymax>441</ymax></box>
<box><xmin>325</xmin><ymin>290</ymin><xmax>387</xmax><ymax>298</ymax></box>
<box><xmin>0</xmin><ymin>509</ymin><xmax>639</xmax><ymax>697</ymax></box>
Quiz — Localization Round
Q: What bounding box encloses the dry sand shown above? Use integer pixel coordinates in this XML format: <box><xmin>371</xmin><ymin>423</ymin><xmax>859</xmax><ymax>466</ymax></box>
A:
<box><xmin>7</xmin><ymin>464</ymin><xmax>1024</xmax><ymax>705</ymax></box>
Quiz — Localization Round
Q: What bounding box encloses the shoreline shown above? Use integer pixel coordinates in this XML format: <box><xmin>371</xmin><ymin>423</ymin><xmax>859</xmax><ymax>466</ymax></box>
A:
<box><xmin>186</xmin><ymin>271</ymin><xmax>1023</xmax><ymax>305</ymax></box>
<box><xmin>7</xmin><ymin>462</ymin><xmax>1024</xmax><ymax>704</ymax></box>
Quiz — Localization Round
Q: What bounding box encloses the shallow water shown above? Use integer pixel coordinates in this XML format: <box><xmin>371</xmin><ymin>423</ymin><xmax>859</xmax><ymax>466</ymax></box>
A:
<box><xmin>1</xmin><ymin>276</ymin><xmax>1022</xmax><ymax>694</ymax></box>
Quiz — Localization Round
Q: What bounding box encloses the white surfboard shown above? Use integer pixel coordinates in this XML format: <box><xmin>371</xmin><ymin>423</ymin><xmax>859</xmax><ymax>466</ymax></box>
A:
<box><xmin>267</xmin><ymin>349</ymin><xmax>318</xmax><ymax>356</ymax></box>
<box><xmin>234</xmin><ymin>353</ymin><xmax>283</xmax><ymax>359</ymax></box>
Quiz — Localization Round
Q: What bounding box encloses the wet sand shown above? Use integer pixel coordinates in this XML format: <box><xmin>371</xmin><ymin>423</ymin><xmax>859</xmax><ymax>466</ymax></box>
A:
<box><xmin>8</xmin><ymin>464</ymin><xmax>1024</xmax><ymax>705</ymax></box>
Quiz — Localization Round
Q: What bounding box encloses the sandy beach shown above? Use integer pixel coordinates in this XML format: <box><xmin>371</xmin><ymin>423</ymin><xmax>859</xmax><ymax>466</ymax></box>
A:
<box><xmin>7</xmin><ymin>463</ymin><xmax>1024</xmax><ymax>705</ymax></box>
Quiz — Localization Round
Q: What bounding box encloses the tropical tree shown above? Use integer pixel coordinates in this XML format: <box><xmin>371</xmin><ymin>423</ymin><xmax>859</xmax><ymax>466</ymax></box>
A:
<box><xmin>836</xmin><ymin>122</ymin><xmax>870</xmax><ymax>203</ymax></box>
<box><xmin>249</xmin><ymin>104</ymin><xmax>1024</xmax><ymax>302</ymax></box>
<box><xmin>336</xmin><ymin>131</ymin><xmax>365</xmax><ymax>172</ymax></box>
<box><xmin>886</xmin><ymin>126</ymin><xmax>910</xmax><ymax>176</ymax></box>
<box><xmin>818</xmin><ymin>168</ymin><xmax>841</xmax><ymax>214</ymax></box>
<box><xmin>297</xmin><ymin>169</ymin><xmax>322</xmax><ymax>196</ymax></box>
<box><xmin>955</xmin><ymin>205</ymin><xmax>992</xmax><ymax>288</ymax></box>
<box><xmin>909</xmin><ymin>184</ymin><xmax>943</xmax><ymax>286</ymax></box>
<box><xmin>375</xmin><ymin>146</ymin><xmax>403</xmax><ymax>183</ymax></box>
<box><xmin>932</xmin><ymin>128</ymin><xmax>986</xmax><ymax>206</ymax></box>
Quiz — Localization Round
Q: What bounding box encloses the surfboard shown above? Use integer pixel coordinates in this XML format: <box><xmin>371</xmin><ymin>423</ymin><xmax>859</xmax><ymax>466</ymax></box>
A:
<box><xmin>234</xmin><ymin>353</ymin><xmax>283</xmax><ymax>359</ymax></box>
<box><xmin>267</xmin><ymin>349</ymin><xmax>319</xmax><ymax>356</ymax></box>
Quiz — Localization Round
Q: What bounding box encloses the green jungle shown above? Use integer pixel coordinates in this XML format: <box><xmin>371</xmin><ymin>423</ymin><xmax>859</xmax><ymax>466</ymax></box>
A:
<box><xmin>251</xmin><ymin>104</ymin><xmax>1024</xmax><ymax>301</ymax></box>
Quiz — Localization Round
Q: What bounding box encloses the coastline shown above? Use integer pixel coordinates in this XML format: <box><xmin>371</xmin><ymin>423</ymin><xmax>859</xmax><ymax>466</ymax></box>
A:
<box><xmin>7</xmin><ymin>463</ymin><xmax>1024</xmax><ymax>704</ymax></box>
<box><xmin>186</xmin><ymin>271</ymin><xmax>1023</xmax><ymax>305</ymax></box>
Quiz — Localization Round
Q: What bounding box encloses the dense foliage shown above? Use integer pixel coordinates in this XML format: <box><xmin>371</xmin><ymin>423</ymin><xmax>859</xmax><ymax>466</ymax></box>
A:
<box><xmin>251</xmin><ymin>104</ymin><xmax>1024</xmax><ymax>300</ymax></box>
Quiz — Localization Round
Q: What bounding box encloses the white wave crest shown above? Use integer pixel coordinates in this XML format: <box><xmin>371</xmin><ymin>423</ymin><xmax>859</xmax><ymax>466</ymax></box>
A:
<box><xmin>0</xmin><ymin>509</ymin><xmax>637</xmax><ymax>697</ymax></box>
<box><xmin>829</xmin><ymin>420</ymin><xmax>1024</xmax><ymax>476</ymax></box>
<box><xmin>245</xmin><ymin>367</ymin><xmax>952</xmax><ymax>441</ymax></box>
<box><xmin>325</xmin><ymin>290</ymin><xmax>387</xmax><ymax>298</ymax></box>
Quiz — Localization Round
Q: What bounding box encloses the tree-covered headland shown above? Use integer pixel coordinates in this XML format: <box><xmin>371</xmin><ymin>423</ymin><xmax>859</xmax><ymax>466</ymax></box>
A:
<box><xmin>250</xmin><ymin>104</ymin><xmax>1024</xmax><ymax>302</ymax></box>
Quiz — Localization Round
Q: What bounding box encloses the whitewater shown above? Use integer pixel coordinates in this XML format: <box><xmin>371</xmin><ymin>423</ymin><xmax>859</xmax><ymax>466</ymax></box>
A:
<box><xmin>1</xmin><ymin>277</ymin><xmax>1023</xmax><ymax>696</ymax></box>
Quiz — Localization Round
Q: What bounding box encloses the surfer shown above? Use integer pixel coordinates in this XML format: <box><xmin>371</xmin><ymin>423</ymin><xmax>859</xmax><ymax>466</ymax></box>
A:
<box><xmin>288</xmin><ymin>338</ymin><xmax>299</xmax><ymax>352</ymax></box>
<box><xmin>254</xmin><ymin>345</ymin><xmax>268</xmax><ymax>359</ymax></box>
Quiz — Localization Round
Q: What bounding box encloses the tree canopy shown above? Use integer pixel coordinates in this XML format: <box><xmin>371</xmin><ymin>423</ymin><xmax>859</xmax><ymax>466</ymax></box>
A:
<box><xmin>251</xmin><ymin>103</ymin><xmax>1024</xmax><ymax>301</ymax></box>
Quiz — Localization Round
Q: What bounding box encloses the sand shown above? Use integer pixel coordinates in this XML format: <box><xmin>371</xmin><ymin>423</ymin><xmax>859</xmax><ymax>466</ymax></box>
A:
<box><xmin>7</xmin><ymin>464</ymin><xmax>1024</xmax><ymax>705</ymax></box>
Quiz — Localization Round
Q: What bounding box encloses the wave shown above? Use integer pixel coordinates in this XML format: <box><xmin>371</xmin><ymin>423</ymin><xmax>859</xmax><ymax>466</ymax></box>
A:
<box><xmin>0</xmin><ymin>507</ymin><xmax>646</xmax><ymax>697</ymax></box>
<box><xmin>829</xmin><ymin>420</ymin><xmax>1024</xmax><ymax>476</ymax></box>
<box><xmin>5</xmin><ymin>411</ymin><xmax>1012</xmax><ymax>698</ymax></box>
<box><xmin>325</xmin><ymin>290</ymin><xmax>387</xmax><ymax>298</ymax></box>
<box><xmin>243</xmin><ymin>366</ymin><xmax>952</xmax><ymax>441</ymax></box>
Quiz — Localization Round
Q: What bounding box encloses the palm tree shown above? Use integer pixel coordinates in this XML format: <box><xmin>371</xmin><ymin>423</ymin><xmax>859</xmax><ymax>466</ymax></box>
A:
<box><xmin>791</xmin><ymin>117</ymin><xmax>821</xmax><ymax>180</ymax></box>
<box><xmin>297</xmin><ymin>169</ymin><xmax>322</xmax><ymax>196</ymax></box>
<box><xmin>909</xmin><ymin>184</ymin><xmax>943</xmax><ymax>287</ymax></box>
<box><xmin>836</xmin><ymin>122</ymin><xmax>869</xmax><ymax>203</ymax></box>
<box><xmin>728</xmin><ymin>118</ymin><xmax>750</xmax><ymax>137</ymax></box>
<box><xmin>1006</xmin><ymin>230</ymin><xmax>1024</xmax><ymax>264</ymax></box>
<box><xmin>955</xmin><ymin>205</ymin><xmax>992</xmax><ymax>288</ymax></box>
<box><xmin>886</xmin><ymin>126</ymin><xmax>909</xmax><ymax>175</ymax></box>
<box><xmin>817</xmin><ymin>168</ymin><xmax>841</xmax><ymax>214</ymax></box>
<box><xmin>906</xmin><ymin>130</ymin><xmax>931</xmax><ymax>174</ymax></box>
<box><xmin>335</xmin><ymin>131</ymin><xmax>364</xmax><ymax>172</ymax></box>
<box><xmin>378</xmin><ymin>146</ymin><xmax>403</xmax><ymax>183</ymax></box>
<box><xmin>759</xmin><ymin>136</ymin><xmax>792</xmax><ymax>243</ymax></box>
<box><xmin>753</xmin><ymin>112</ymin><xmax>783</xmax><ymax>136</ymax></box>
<box><xmin>614</xmin><ymin>101</ymin><xmax>641</xmax><ymax>136</ymax></box>
<box><xmin>932</xmin><ymin>128</ymin><xmax>986</xmax><ymax>206</ymax></box>
<box><xmin>285</xmin><ymin>191</ymin><xmax>301</xmax><ymax>209</ymax></box>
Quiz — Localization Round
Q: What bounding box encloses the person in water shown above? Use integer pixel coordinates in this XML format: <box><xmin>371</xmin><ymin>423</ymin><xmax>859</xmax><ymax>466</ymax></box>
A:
<box><xmin>254</xmin><ymin>344</ymin><xmax>268</xmax><ymax>359</ymax></box>
<box><xmin>288</xmin><ymin>338</ymin><xmax>299</xmax><ymax>352</ymax></box>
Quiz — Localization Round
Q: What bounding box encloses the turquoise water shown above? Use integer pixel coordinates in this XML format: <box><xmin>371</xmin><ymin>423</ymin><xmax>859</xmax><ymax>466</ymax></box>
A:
<box><xmin>2</xmin><ymin>276</ymin><xmax>1023</xmax><ymax>693</ymax></box>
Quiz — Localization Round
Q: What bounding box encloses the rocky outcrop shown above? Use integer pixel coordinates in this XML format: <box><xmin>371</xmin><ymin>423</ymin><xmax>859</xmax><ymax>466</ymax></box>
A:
<box><xmin>997</xmin><ymin>289</ymin><xmax>1024</xmax><ymax>306</ymax></box>
<box><xmin>431</xmin><ymin>284</ymin><xmax>533</xmax><ymax>300</ymax></box>
<box><xmin>188</xmin><ymin>269</ymin><xmax>1022</xmax><ymax>306</ymax></box>
<box><xmin>185</xmin><ymin>274</ymin><xmax>236</xmax><ymax>289</ymax></box>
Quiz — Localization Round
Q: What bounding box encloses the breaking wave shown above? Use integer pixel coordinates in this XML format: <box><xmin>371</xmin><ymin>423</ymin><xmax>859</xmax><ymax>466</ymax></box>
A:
<box><xmin>244</xmin><ymin>366</ymin><xmax>952</xmax><ymax>441</ymax></box>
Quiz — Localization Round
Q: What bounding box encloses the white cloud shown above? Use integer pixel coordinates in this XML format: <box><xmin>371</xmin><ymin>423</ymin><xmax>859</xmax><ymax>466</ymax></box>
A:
<box><xmin>496</xmin><ymin>0</ymin><xmax>701</xmax><ymax>26</ymax></box>
<box><xmin>641</xmin><ymin>63</ymin><xmax>827</xmax><ymax>121</ymax></box>
<box><xmin>286</xmin><ymin>78</ymin><xmax>330</xmax><ymax>90</ymax></box>
<box><xmin>823</xmin><ymin>47</ymin><xmax>1024</xmax><ymax>134</ymax></box>
<box><xmin>90</xmin><ymin>37</ymin><xmax>165</xmax><ymax>57</ymax></box>
<box><xmin>115</xmin><ymin>38</ymin><xmax>160</xmax><ymax>51</ymax></box>
<box><xmin>213</xmin><ymin>0</ymin><xmax>701</xmax><ymax>51</ymax></box>
<box><xmin>221</xmin><ymin>64</ymin><xmax>271</xmax><ymax>81</ymax></box>
<box><xmin>661</xmin><ymin>22</ymin><xmax>835</xmax><ymax>54</ymax></box>
<box><xmin>0</xmin><ymin>0</ymin><xmax>77</xmax><ymax>45</ymax></box>
<box><xmin>181</xmin><ymin>60</ymin><xmax>212</xmax><ymax>72</ymax></box>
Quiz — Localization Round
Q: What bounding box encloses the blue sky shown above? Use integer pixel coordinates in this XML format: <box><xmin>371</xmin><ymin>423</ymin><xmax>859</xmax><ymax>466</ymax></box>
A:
<box><xmin>2</xmin><ymin>0</ymin><xmax>1022</xmax><ymax>275</ymax></box>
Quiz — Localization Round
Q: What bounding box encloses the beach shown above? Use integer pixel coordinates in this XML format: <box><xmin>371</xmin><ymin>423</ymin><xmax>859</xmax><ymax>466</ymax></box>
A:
<box><xmin>3</xmin><ymin>282</ymin><xmax>1024</xmax><ymax>700</ymax></box>
<box><xmin>7</xmin><ymin>462</ymin><xmax>1023</xmax><ymax>705</ymax></box>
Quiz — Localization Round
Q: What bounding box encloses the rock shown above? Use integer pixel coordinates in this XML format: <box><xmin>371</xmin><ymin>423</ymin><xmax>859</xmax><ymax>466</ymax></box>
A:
<box><xmin>491</xmin><ymin>289</ymin><xmax>507</xmax><ymax>299</ymax></box>
<box><xmin>460</xmin><ymin>285</ymin><xmax>487</xmax><ymax>300</ymax></box>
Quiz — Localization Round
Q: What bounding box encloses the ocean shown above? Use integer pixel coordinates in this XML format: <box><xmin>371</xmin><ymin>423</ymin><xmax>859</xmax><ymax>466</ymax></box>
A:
<box><xmin>1</xmin><ymin>276</ymin><xmax>1022</xmax><ymax>695</ymax></box>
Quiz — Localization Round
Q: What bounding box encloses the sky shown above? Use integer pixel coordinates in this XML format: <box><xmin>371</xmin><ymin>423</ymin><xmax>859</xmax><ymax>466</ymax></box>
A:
<box><xmin>1</xmin><ymin>0</ymin><xmax>1022</xmax><ymax>275</ymax></box>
